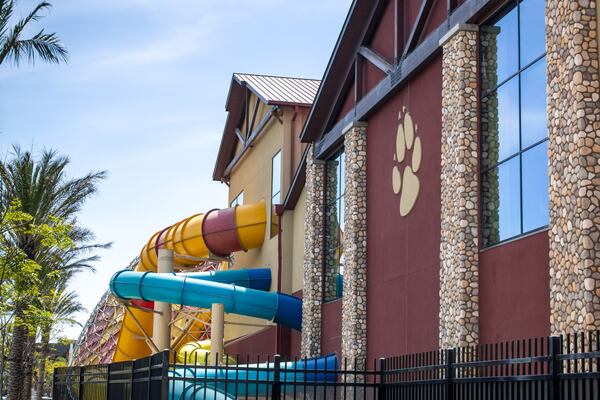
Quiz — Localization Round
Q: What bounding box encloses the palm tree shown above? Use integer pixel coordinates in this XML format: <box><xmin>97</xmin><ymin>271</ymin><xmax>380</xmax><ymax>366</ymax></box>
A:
<box><xmin>0</xmin><ymin>1</ymin><xmax>68</xmax><ymax>66</ymax></box>
<box><xmin>35</xmin><ymin>288</ymin><xmax>83</xmax><ymax>400</ymax></box>
<box><xmin>32</xmin><ymin>238</ymin><xmax>107</xmax><ymax>400</ymax></box>
<box><xmin>0</xmin><ymin>146</ymin><xmax>106</xmax><ymax>400</ymax></box>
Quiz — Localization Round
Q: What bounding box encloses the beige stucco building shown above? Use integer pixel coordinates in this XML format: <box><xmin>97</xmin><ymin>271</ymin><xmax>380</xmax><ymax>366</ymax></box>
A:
<box><xmin>212</xmin><ymin>73</ymin><xmax>318</xmax><ymax>355</ymax></box>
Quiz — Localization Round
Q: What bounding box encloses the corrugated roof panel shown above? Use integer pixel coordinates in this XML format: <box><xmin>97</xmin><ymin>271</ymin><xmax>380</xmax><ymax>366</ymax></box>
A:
<box><xmin>233</xmin><ymin>73</ymin><xmax>320</xmax><ymax>105</ymax></box>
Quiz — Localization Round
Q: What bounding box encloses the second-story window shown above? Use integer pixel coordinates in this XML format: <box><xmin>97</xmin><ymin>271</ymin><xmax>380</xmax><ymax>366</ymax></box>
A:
<box><xmin>270</xmin><ymin>151</ymin><xmax>281</xmax><ymax>237</ymax></box>
<box><xmin>480</xmin><ymin>0</ymin><xmax>548</xmax><ymax>247</ymax></box>
<box><xmin>324</xmin><ymin>150</ymin><xmax>344</xmax><ymax>301</ymax></box>
<box><xmin>230</xmin><ymin>191</ymin><xmax>243</xmax><ymax>207</ymax></box>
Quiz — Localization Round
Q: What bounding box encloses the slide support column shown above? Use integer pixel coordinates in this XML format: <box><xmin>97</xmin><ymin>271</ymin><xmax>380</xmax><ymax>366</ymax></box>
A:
<box><xmin>210</xmin><ymin>303</ymin><xmax>224</xmax><ymax>365</ymax></box>
<box><xmin>152</xmin><ymin>249</ymin><xmax>173</xmax><ymax>352</ymax></box>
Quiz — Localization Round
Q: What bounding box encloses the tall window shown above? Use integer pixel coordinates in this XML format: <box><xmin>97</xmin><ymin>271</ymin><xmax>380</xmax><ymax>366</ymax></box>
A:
<box><xmin>481</xmin><ymin>0</ymin><xmax>548</xmax><ymax>247</ymax></box>
<box><xmin>270</xmin><ymin>151</ymin><xmax>281</xmax><ymax>237</ymax></box>
<box><xmin>324</xmin><ymin>150</ymin><xmax>344</xmax><ymax>301</ymax></box>
<box><xmin>230</xmin><ymin>191</ymin><xmax>243</xmax><ymax>207</ymax></box>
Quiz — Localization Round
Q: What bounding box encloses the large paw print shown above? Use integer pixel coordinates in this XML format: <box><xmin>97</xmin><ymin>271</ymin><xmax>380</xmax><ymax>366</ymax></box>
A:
<box><xmin>392</xmin><ymin>108</ymin><xmax>422</xmax><ymax>216</ymax></box>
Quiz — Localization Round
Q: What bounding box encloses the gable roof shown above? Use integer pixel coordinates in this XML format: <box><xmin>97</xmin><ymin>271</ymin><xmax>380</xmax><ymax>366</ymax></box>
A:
<box><xmin>232</xmin><ymin>73</ymin><xmax>320</xmax><ymax>107</ymax></box>
<box><xmin>213</xmin><ymin>73</ymin><xmax>320</xmax><ymax>182</ymax></box>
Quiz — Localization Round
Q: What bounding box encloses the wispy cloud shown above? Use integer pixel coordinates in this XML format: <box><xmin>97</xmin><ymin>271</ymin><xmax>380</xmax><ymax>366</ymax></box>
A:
<box><xmin>82</xmin><ymin>18</ymin><xmax>218</xmax><ymax>79</ymax></box>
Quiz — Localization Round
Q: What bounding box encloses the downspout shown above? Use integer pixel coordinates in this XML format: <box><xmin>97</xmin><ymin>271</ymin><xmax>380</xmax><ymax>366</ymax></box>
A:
<box><xmin>274</xmin><ymin>204</ymin><xmax>287</xmax><ymax>356</ymax></box>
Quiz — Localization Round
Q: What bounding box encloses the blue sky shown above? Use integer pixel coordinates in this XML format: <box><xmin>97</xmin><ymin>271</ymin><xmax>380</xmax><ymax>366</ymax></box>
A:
<box><xmin>0</xmin><ymin>0</ymin><xmax>351</xmax><ymax>339</ymax></box>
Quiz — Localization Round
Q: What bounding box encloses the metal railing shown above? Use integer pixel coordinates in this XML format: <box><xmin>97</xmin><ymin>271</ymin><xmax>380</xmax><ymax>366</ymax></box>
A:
<box><xmin>54</xmin><ymin>330</ymin><xmax>600</xmax><ymax>399</ymax></box>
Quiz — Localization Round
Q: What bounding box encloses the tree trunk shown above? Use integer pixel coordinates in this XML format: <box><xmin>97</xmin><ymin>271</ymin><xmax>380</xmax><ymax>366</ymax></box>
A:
<box><xmin>33</xmin><ymin>330</ymin><xmax>49</xmax><ymax>400</ymax></box>
<box><xmin>22</xmin><ymin>334</ymin><xmax>35</xmax><ymax>400</ymax></box>
<box><xmin>7</xmin><ymin>305</ymin><xmax>26</xmax><ymax>400</ymax></box>
<box><xmin>0</xmin><ymin>325</ymin><xmax>7</xmax><ymax>399</ymax></box>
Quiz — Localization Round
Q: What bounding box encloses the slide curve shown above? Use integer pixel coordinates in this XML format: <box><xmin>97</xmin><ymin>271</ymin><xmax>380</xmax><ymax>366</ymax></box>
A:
<box><xmin>110</xmin><ymin>269</ymin><xmax>302</xmax><ymax>331</ymax></box>
<box><xmin>113</xmin><ymin>201</ymin><xmax>268</xmax><ymax>362</ymax></box>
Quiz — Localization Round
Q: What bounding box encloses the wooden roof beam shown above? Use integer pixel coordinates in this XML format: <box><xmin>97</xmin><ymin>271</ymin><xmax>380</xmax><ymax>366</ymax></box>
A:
<box><xmin>402</xmin><ymin>0</ymin><xmax>435</xmax><ymax>60</ymax></box>
<box><xmin>358</xmin><ymin>45</ymin><xmax>393</xmax><ymax>73</ymax></box>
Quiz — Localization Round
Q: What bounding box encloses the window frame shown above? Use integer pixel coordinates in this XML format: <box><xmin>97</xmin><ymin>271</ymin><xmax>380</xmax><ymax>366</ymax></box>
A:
<box><xmin>479</xmin><ymin>0</ymin><xmax>549</xmax><ymax>248</ymax></box>
<box><xmin>323</xmin><ymin>148</ymin><xmax>345</xmax><ymax>302</ymax></box>
<box><xmin>270</xmin><ymin>150</ymin><xmax>282</xmax><ymax>238</ymax></box>
<box><xmin>229</xmin><ymin>191</ymin><xmax>244</xmax><ymax>207</ymax></box>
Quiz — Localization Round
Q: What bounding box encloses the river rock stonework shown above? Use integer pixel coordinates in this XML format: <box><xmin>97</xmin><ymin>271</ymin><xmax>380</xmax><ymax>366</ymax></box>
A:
<box><xmin>341</xmin><ymin>122</ymin><xmax>368</xmax><ymax>376</ymax></box>
<box><xmin>301</xmin><ymin>144</ymin><xmax>325</xmax><ymax>357</ymax></box>
<box><xmin>439</xmin><ymin>24</ymin><xmax>480</xmax><ymax>348</ymax></box>
<box><xmin>547</xmin><ymin>0</ymin><xmax>600</xmax><ymax>334</ymax></box>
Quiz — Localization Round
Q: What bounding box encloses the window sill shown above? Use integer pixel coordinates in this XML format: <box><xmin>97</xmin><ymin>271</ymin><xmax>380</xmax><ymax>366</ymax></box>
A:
<box><xmin>480</xmin><ymin>226</ymin><xmax>549</xmax><ymax>253</ymax></box>
<box><xmin>323</xmin><ymin>297</ymin><xmax>343</xmax><ymax>305</ymax></box>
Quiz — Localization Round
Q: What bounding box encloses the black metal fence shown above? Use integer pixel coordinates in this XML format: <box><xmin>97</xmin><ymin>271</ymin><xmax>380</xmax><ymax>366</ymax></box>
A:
<box><xmin>53</xmin><ymin>352</ymin><xmax>168</xmax><ymax>400</ymax></box>
<box><xmin>54</xmin><ymin>331</ymin><xmax>600</xmax><ymax>399</ymax></box>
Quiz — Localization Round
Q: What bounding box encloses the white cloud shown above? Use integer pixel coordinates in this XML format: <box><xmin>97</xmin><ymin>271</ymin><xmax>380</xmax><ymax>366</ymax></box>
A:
<box><xmin>83</xmin><ymin>19</ymin><xmax>218</xmax><ymax>78</ymax></box>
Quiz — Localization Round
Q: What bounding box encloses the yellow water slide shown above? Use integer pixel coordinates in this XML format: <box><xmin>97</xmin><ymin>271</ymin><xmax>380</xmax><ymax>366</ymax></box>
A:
<box><xmin>113</xmin><ymin>200</ymin><xmax>267</xmax><ymax>362</ymax></box>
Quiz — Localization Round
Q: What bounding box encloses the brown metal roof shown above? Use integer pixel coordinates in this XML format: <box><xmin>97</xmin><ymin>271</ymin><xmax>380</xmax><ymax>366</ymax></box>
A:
<box><xmin>233</xmin><ymin>73</ymin><xmax>320</xmax><ymax>107</ymax></box>
<box><xmin>213</xmin><ymin>73</ymin><xmax>321</xmax><ymax>182</ymax></box>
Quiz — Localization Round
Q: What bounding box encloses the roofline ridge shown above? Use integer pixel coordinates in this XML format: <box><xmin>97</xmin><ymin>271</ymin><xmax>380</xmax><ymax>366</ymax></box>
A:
<box><xmin>233</xmin><ymin>72</ymin><xmax>321</xmax><ymax>82</ymax></box>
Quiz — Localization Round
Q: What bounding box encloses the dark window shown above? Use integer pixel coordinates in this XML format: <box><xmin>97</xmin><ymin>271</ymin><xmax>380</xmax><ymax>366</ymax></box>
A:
<box><xmin>324</xmin><ymin>150</ymin><xmax>344</xmax><ymax>301</ymax></box>
<box><xmin>480</xmin><ymin>0</ymin><xmax>548</xmax><ymax>247</ymax></box>
<box><xmin>270</xmin><ymin>151</ymin><xmax>281</xmax><ymax>238</ymax></box>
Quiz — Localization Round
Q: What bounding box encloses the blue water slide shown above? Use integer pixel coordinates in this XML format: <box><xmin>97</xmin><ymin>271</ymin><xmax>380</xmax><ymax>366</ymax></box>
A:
<box><xmin>169</xmin><ymin>354</ymin><xmax>338</xmax><ymax>400</ymax></box>
<box><xmin>109</xmin><ymin>269</ymin><xmax>302</xmax><ymax>331</ymax></box>
<box><xmin>175</xmin><ymin>268</ymin><xmax>272</xmax><ymax>291</ymax></box>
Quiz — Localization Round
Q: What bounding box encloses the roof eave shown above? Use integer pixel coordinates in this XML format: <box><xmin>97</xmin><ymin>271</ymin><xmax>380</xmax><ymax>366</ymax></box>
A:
<box><xmin>300</xmin><ymin>0</ymin><xmax>380</xmax><ymax>143</ymax></box>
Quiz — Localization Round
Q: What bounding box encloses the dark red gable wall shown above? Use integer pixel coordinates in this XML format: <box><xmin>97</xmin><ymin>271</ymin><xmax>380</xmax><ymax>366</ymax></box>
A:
<box><xmin>369</xmin><ymin>0</ymin><xmax>395</xmax><ymax>62</ymax></box>
<box><xmin>334</xmin><ymin>81</ymin><xmax>356</xmax><ymax>125</ymax></box>
<box><xmin>366</xmin><ymin>56</ymin><xmax>443</xmax><ymax>359</ymax></box>
<box><xmin>479</xmin><ymin>231</ymin><xmax>550</xmax><ymax>343</ymax></box>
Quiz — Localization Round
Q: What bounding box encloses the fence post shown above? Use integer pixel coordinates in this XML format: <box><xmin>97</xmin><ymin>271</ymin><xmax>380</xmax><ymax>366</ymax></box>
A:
<box><xmin>130</xmin><ymin>360</ymin><xmax>135</xmax><ymax>400</ymax></box>
<box><xmin>106</xmin><ymin>362</ymin><xmax>111</xmax><ymax>400</ymax></box>
<box><xmin>446</xmin><ymin>349</ymin><xmax>455</xmax><ymax>400</ymax></box>
<box><xmin>378</xmin><ymin>358</ymin><xmax>386</xmax><ymax>400</ymax></box>
<box><xmin>160</xmin><ymin>351</ymin><xmax>170</xmax><ymax>400</ymax></box>
<box><xmin>52</xmin><ymin>368</ymin><xmax>58</xmax><ymax>400</ymax></box>
<box><xmin>78</xmin><ymin>365</ymin><xmax>85</xmax><ymax>400</ymax></box>
<box><xmin>272</xmin><ymin>354</ymin><xmax>281</xmax><ymax>400</ymax></box>
<box><xmin>549</xmin><ymin>336</ymin><xmax>563</xmax><ymax>400</ymax></box>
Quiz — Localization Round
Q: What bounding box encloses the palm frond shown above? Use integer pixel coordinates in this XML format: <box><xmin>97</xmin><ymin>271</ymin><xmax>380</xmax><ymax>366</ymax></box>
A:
<box><xmin>0</xmin><ymin>1</ymin><xmax>68</xmax><ymax>66</ymax></box>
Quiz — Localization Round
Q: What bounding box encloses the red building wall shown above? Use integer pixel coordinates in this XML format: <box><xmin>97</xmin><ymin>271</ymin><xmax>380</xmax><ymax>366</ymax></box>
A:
<box><xmin>479</xmin><ymin>231</ymin><xmax>551</xmax><ymax>343</ymax></box>
<box><xmin>366</xmin><ymin>56</ymin><xmax>443</xmax><ymax>359</ymax></box>
<box><xmin>224</xmin><ymin>327</ymin><xmax>277</xmax><ymax>358</ymax></box>
<box><xmin>316</xmin><ymin>0</ymin><xmax>552</xmax><ymax>361</ymax></box>
<box><xmin>321</xmin><ymin>299</ymin><xmax>342</xmax><ymax>357</ymax></box>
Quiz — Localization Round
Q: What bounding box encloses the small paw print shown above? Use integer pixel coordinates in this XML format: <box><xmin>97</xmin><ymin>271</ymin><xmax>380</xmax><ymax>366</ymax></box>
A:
<box><xmin>392</xmin><ymin>108</ymin><xmax>422</xmax><ymax>216</ymax></box>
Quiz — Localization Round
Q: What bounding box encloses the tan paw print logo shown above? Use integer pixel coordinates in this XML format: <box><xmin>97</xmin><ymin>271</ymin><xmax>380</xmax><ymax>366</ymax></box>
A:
<box><xmin>392</xmin><ymin>108</ymin><xmax>422</xmax><ymax>216</ymax></box>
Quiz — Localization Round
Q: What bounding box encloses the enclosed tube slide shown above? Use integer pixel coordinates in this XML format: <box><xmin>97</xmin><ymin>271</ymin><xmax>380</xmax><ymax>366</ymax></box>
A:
<box><xmin>110</xmin><ymin>270</ymin><xmax>302</xmax><ymax>330</ymax></box>
<box><xmin>138</xmin><ymin>201</ymin><xmax>267</xmax><ymax>272</ymax></box>
<box><xmin>113</xmin><ymin>201</ymin><xmax>267</xmax><ymax>362</ymax></box>
<box><xmin>169</xmin><ymin>354</ymin><xmax>338</xmax><ymax>400</ymax></box>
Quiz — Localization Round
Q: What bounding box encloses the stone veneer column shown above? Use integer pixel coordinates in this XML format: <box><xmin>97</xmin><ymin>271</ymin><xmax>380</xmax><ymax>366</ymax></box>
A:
<box><xmin>439</xmin><ymin>24</ymin><xmax>480</xmax><ymax>348</ymax></box>
<box><xmin>301</xmin><ymin>144</ymin><xmax>325</xmax><ymax>357</ymax></box>
<box><xmin>341</xmin><ymin>122</ymin><xmax>368</xmax><ymax>372</ymax></box>
<box><xmin>547</xmin><ymin>0</ymin><xmax>600</xmax><ymax>333</ymax></box>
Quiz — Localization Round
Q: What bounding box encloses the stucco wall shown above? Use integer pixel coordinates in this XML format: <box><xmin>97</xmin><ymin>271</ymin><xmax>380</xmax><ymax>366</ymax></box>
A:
<box><xmin>225</xmin><ymin>93</ymin><xmax>282</xmax><ymax>341</ymax></box>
